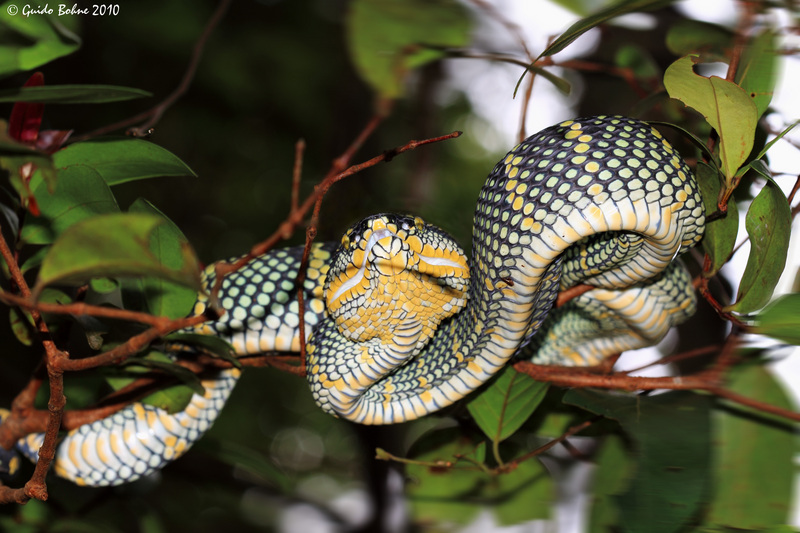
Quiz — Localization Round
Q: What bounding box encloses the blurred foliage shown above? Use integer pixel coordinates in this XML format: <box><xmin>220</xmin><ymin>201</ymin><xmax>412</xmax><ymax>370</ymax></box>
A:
<box><xmin>0</xmin><ymin>0</ymin><xmax>799</xmax><ymax>532</ymax></box>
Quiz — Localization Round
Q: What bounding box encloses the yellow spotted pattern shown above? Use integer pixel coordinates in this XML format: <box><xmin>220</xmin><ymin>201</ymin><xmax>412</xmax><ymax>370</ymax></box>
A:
<box><xmin>308</xmin><ymin>115</ymin><xmax>704</xmax><ymax>424</ymax></box>
<box><xmin>8</xmin><ymin>115</ymin><xmax>705</xmax><ymax>485</ymax></box>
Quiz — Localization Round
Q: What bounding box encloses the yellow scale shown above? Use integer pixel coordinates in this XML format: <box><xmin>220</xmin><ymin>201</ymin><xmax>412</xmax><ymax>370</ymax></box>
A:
<box><xmin>4</xmin><ymin>115</ymin><xmax>704</xmax><ymax>486</ymax></box>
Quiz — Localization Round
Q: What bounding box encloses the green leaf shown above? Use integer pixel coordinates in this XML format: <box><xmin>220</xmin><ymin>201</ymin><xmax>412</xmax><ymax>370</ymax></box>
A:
<box><xmin>587</xmin><ymin>434</ymin><xmax>634</xmax><ymax>532</ymax></box>
<box><xmin>346</xmin><ymin>0</ymin><xmax>471</xmax><ymax>99</ymax></box>
<box><xmin>747</xmin><ymin>158</ymin><xmax>773</xmax><ymax>181</ymax></box>
<box><xmin>9</xmin><ymin>306</ymin><xmax>34</xmax><ymax>346</ymax></box>
<box><xmin>491</xmin><ymin>459</ymin><xmax>554</xmax><ymax>526</ymax></box>
<box><xmin>727</xmin><ymin>181</ymin><xmax>791</xmax><ymax>313</ymax></box>
<box><xmin>735</xmin><ymin>29</ymin><xmax>779</xmax><ymax>119</ymax></box>
<box><xmin>526</xmin><ymin>65</ymin><xmax>572</xmax><ymax>95</ymax></box>
<box><xmin>564</xmin><ymin>390</ymin><xmax>712</xmax><ymax>533</ymax></box>
<box><xmin>0</xmin><ymin>1</ymin><xmax>81</xmax><ymax>78</ymax></box>
<box><xmin>164</xmin><ymin>332</ymin><xmax>241</xmax><ymax>369</ymax></box>
<box><xmin>21</xmin><ymin>166</ymin><xmax>119</xmax><ymax>245</ymax></box>
<box><xmin>406</xmin><ymin>428</ymin><xmax>484</xmax><ymax>526</ymax></box>
<box><xmin>614</xmin><ymin>44</ymin><xmax>659</xmax><ymax>79</ymax></box>
<box><xmin>753</xmin><ymin>294</ymin><xmax>800</xmax><ymax>344</ymax></box>
<box><xmin>753</xmin><ymin>119</ymin><xmax>799</xmax><ymax>163</ymax></box>
<box><xmin>665</xmin><ymin>20</ymin><xmax>732</xmax><ymax>60</ymax></box>
<box><xmin>0</xmin><ymin>85</ymin><xmax>151</xmax><ymax>104</ymax></box>
<box><xmin>34</xmin><ymin>212</ymin><xmax>202</xmax><ymax>295</ymax></box>
<box><xmin>467</xmin><ymin>366</ymin><xmax>549</xmax><ymax>443</ymax></box>
<box><xmin>705</xmin><ymin>364</ymin><xmax>796</xmax><ymax>528</ymax></box>
<box><xmin>406</xmin><ymin>428</ymin><xmax>553</xmax><ymax>526</ymax></box>
<box><xmin>697</xmin><ymin>162</ymin><xmax>738</xmax><ymax>276</ymax></box>
<box><xmin>664</xmin><ymin>55</ymin><xmax>758</xmax><ymax>183</ymax></box>
<box><xmin>53</xmin><ymin>138</ymin><xmax>196</xmax><ymax>186</ymax></box>
<box><xmin>126</xmin><ymin>198</ymin><xmax>199</xmax><ymax>319</ymax></box>
<box><xmin>105</xmin><ymin>350</ymin><xmax>199</xmax><ymax>414</ymax></box>
<box><xmin>539</xmin><ymin>0</ymin><xmax>677</xmax><ymax>58</ymax></box>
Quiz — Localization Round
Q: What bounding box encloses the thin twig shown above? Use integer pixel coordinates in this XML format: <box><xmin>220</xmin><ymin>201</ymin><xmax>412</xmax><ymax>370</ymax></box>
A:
<box><xmin>57</xmin><ymin>314</ymin><xmax>208</xmax><ymax>372</ymax></box>
<box><xmin>290</xmin><ymin>139</ymin><xmax>305</xmax><ymax>219</ymax></box>
<box><xmin>621</xmin><ymin>344</ymin><xmax>721</xmax><ymax>374</ymax></box>
<box><xmin>0</xmin><ymin>291</ymin><xmax>175</xmax><ymax>327</ymax></box>
<box><xmin>503</xmin><ymin>417</ymin><xmax>600</xmax><ymax>472</ymax></box>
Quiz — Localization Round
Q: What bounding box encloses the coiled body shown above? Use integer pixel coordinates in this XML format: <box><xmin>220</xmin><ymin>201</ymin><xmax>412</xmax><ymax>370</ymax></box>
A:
<box><xmin>7</xmin><ymin>115</ymin><xmax>704</xmax><ymax>486</ymax></box>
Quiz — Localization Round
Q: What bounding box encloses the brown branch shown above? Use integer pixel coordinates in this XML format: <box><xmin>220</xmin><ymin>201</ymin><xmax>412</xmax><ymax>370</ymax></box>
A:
<box><xmin>296</xmin><ymin>113</ymin><xmax>386</xmax><ymax>372</ymax></box>
<box><xmin>210</xmin><ymin>113</ymin><xmax>386</xmax><ymax>300</ymax></box>
<box><xmin>698</xmin><ymin>270</ymin><xmax>747</xmax><ymax>329</ymax></box>
<box><xmin>58</xmin><ymin>314</ymin><xmax>209</xmax><ymax>372</ymax></box>
<box><xmin>71</xmin><ymin>0</ymin><xmax>232</xmax><ymax>141</ymax></box>
<box><xmin>556</xmin><ymin>284</ymin><xmax>594</xmax><ymax>307</ymax></box>
<box><xmin>503</xmin><ymin>417</ymin><xmax>600</xmax><ymax>472</ymax></box>
<box><xmin>290</xmin><ymin>139</ymin><xmax>305</xmax><ymax>221</ymax></box>
<box><xmin>0</xmin><ymin>291</ymin><xmax>173</xmax><ymax>328</ymax></box>
<box><xmin>0</xmin><ymin>226</ymin><xmax>65</xmax><ymax>503</ymax></box>
<box><xmin>513</xmin><ymin>337</ymin><xmax>800</xmax><ymax>424</ymax></box>
<box><xmin>725</xmin><ymin>0</ymin><xmax>756</xmax><ymax>82</ymax></box>
<box><xmin>621</xmin><ymin>344</ymin><xmax>721</xmax><ymax>374</ymax></box>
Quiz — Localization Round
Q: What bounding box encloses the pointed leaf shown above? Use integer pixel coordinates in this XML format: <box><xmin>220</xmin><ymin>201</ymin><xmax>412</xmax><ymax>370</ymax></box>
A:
<box><xmin>735</xmin><ymin>29</ymin><xmax>779</xmax><ymax>119</ymax></box>
<box><xmin>105</xmin><ymin>350</ymin><xmax>199</xmax><ymax>414</ymax></box>
<box><xmin>127</xmin><ymin>198</ymin><xmax>199</xmax><ymax>319</ymax></box>
<box><xmin>406</xmin><ymin>428</ymin><xmax>484</xmax><ymax>526</ymax></box>
<box><xmin>705</xmin><ymin>363</ymin><xmax>796</xmax><ymax>528</ymax></box>
<box><xmin>754</xmin><ymin>119</ymin><xmax>799</xmax><ymax>162</ymax></box>
<box><xmin>697</xmin><ymin>162</ymin><xmax>738</xmax><ymax>275</ymax></box>
<box><xmin>467</xmin><ymin>366</ymin><xmax>549</xmax><ymax>442</ymax></box>
<box><xmin>564</xmin><ymin>389</ymin><xmax>712</xmax><ymax>533</ymax></box>
<box><xmin>346</xmin><ymin>0</ymin><xmax>471</xmax><ymax>99</ymax></box>
<box><xmin>0</xmin><ymin>2</ymin><xmax>81</xmax><ymax>78</ymax></box>
<box><xmin>20</xmin><ymin>166</ymin><xmax>119</xmax><ymax>245</ymax></box>
<box><xmin>587</xmin><ymin>434</ymin><xmax>634</xmax><ymax>532</ymax></box>
<box><xmin>0</xmin><ymin>85</ymin><xmax>151</xmax><ymax>104</ymax></box>
<box><xmin>727</xmin><ymin>181</ymin><xmax>791</xmax><ymax>313</ymax></box>
<box><xmin>539</xmin><ymin>0</ymin><xmax>677</xmax><ymax>58</ymax></box>
<box><xmin>664</xmin><ymin>55</ymin><xmax>758</xmax><ymax>182</ymax></box>
<box><xmin>34</xmin><ymin>213</ymin><xmax>202</xmax><ymax>294</ymax></box>
<box><xmin>753</xmin><ymin>294</ymin><xmax>800</xmax><ymax>344</ymax></box>
<box><xmin>53</xmin><ymin>137</ymin><xmax>196</xmax><ymax>186</ymax></box>
<box><xmin>665</xmin><ymin>20</ymin><xmax>732</xmax><ymax>60</ymax></box>
<box><xmin>164</xmin><ymin>332</ymin><xmax>241</xmax><ymax>369</ymax></box>
<box><xmin>406</xmin><ymin>428</ymin><xmax>553</xmax><ymax>526</ymax></box>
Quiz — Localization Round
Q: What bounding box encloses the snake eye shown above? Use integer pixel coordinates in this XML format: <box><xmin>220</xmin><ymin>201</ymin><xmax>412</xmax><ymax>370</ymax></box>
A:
<box><xmin>401</xmin><ymin>221</ymin><xmax>410</xmax><ymax>231</ymax></box>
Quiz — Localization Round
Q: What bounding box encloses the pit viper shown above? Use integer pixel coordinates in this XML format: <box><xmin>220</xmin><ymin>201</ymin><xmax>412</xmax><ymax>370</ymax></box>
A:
<box><xmin>1</xmin><ymin>115</ymin><xmax>704</xmax><ymax>486</ymax></box>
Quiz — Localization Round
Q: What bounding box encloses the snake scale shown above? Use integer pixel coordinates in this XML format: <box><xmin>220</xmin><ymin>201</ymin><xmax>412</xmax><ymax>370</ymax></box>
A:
<box><xmin>1</xmin><ymin>115</ymin><xmax>704</xmax><ymax>486</ymax></box>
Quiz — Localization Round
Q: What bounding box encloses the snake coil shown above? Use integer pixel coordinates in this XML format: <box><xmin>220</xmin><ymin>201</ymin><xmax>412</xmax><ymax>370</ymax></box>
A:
<box><xmin>3</xmin><ymin>115</ymin><xmax>704</xmax><ymax>486</ymax></box>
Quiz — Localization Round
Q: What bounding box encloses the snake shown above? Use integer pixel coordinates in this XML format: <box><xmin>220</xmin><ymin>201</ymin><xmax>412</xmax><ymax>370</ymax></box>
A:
<box><xmin>0</xmin><ymin>115</ymin><xmax>704</xmax><ymax>486</ymax></box>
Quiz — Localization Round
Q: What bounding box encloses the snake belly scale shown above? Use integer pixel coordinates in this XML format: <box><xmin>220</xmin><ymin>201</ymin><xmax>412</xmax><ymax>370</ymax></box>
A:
<box><xmin>4</xmin><ymin>115</ymin><xmax>704</xmax><ymax>486</ymax></box>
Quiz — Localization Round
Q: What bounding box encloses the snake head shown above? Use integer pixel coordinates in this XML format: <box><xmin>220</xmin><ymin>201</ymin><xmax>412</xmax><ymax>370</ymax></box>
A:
<box><xmin>324</xmin><ymin>214</ymin><xmax>469</xmax><ymax>349</ymax></box>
